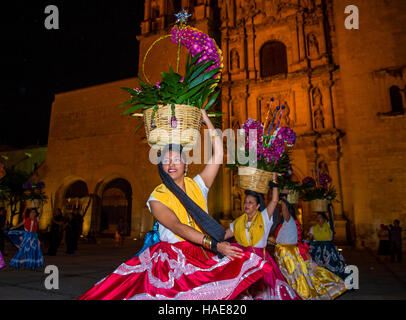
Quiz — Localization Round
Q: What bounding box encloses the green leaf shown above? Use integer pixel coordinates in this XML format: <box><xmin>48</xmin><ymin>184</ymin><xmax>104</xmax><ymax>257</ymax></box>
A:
<box><xmin>175</xmin><ymin>83</ymin><xmax>207</xmax><ymax>104</ymax></box>
<box><xmin>188</xmin><ymin>60</ymin><xmax>215</xmax><ymax>82</ymax></box>
<box><xmin>117</xmin><ymin>100</ymin><xmax>133</xmax><ymax>108</ymax></box>
<box><xmin>121</xmin><ymin>87</ymin><xmax>139</xmax><ymax>95</ymax></box>
<box><xmin>204</xmin><ymin>90</ymin><xmax>220</xmax><ymax>110</ymax></box>
<box><xmin>122</xmin><ymin>104</ymin><xmax>148</xmax><ymax>115</ymax></box>
<box><xmin>134</xmin><ymin>121</ymin><xmax>145</xmax><ymax>134</ymax></box>
<box><xmin>188</xmin><ymin>68</ymin><xmax>220</xmax><ymax>90</ymax></box>
<box><xmin>207</xmin><ymin>111</ymin><xmax>223</xmax><ymax>117</ymax></box>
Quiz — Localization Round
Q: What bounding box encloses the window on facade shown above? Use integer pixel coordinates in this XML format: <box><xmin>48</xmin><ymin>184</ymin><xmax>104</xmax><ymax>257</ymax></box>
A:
<box><xmin>260</xmin><ymin>41</ymin><xmax>288</xmax><ymax>78</ymax></box>
<box><xmin>390</xmin><ymin>86</ymin><xmax>404</xmax><ymax>113</ymax></box>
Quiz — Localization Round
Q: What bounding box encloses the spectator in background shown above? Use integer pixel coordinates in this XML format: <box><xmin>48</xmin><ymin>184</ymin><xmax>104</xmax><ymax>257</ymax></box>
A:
<box><xmin>115</xmin><ymin>217</ymin><xmax>127</xmax><ymax>248</ymax></box>
<box><xmin>377</xmin><ymin>224</ymin><xmax>391</xmax><ymax>261</ymax></box>
<box><xmin>389</xmin><ymin>220</ymin><xmax>402</xmax><ymax>263</ymax></box>
<box><xmin>64</xmin><ymin>212</ymin><xmax>76</xmax><ymax>254</ymax></box>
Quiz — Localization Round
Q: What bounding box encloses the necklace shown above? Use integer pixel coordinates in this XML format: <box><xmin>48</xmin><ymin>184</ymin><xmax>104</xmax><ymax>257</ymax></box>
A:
<box><xmin>245</xmin><ymin>212</ymin><xmax>260</xmax><ymax>246</ymax></box>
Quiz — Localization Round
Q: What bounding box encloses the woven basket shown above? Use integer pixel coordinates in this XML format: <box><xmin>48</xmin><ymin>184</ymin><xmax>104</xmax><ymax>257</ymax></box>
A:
<box><xmin>238</xmin><ymin>166</ymin><xmax>275</xmax><ymax>194</ymax></box>
<box><xmin>310</xmin><ymin>199</ymin><xmax>328</xmax><ymax>212</ymax></box>
<box><xmin>26</xmin><ymin>199</ymin><xmax>41</xmax><ymax>208</ymax></box>
<box><xmin>287</xmin><ymin>190</ymin><xmax>299</xmax><ymax>204</ymax></box>
<box><xmin>143</xmin><ymin>104</ymin><xmax>202</xmax><ymax>150</ymax></box>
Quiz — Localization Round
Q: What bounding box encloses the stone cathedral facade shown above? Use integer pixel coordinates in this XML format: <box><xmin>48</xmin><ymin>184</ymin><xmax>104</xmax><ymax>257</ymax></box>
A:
<box><xmin>38</xmin><ymin>0</ymin><xmax>406</xmax><ymax>249</ymax></box>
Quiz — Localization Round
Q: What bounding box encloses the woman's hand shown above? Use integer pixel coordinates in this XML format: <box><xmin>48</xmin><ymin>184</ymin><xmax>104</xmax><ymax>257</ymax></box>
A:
<box><xmin>201</xmin><ymin>109</ymin><xmax>211</xmax><ymax>127</ymax></box>
<box><xmin>216</xmin><ymin>241</ymin><xmax>245</xmax><ymax>259</ymax></box>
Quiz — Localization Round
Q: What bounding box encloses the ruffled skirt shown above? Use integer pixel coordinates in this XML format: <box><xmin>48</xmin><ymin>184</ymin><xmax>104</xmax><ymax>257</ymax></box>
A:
<box><xmin>274</xmin><ymin>244</ymin><xmax>346</xmax><ymax>300</ymax></box>
<box><xmin>309</xmin><ymin>241</ymin><xmax>348</xmax><ymax>279</ymax></box>
<box><xmin>5</xmin><ymin>230</ymin><xmax>44</xmax><ymax>270</ymax></box>
<box><xmin>233</xmin><ymin>244</ymin><xmax>301</xmax><ymax>300</ymax></box>
<box><xmin>0</xmin><ymin>250</ymin><xmax>5</xmax><ymax>269</ymax></box>
<box><xmin>79</xmin><ymin>241</ymin><xmax>272</xmax><ymax>300</ymax></box>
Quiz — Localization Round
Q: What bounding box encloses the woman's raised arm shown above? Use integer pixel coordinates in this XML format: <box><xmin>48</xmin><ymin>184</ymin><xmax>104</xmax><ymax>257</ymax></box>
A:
<box><xmin>266</xmin><ymin>173</ymin><xmax>279</xmax><ymax>219</ymax></box>
<box><xmin>199</xmin><ymin>109</ymin><xmax>223</xmax><ymax>189</ymax></box>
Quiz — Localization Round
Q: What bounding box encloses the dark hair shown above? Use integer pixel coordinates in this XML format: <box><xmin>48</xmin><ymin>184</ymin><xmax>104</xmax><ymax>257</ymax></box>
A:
<box><xmin>157</xmin><ymin>144</ymin><xmax>225</xmax><ymax>249</ymax></box>
<box><xmin>317</xmin><ymin>212</ymin><xmax>329</xmax><ymax>222</ymax></box>
<box><xmin>244</xmin><ymin>190</ymin><xmax>266</xmax><ymax>211</ymax></box>
<box><xmin>269</xmin><ymin>196</ymin><xmax>297</xmax><ymax>235</ymax></box>
<box><xmin>159</xmin><ymin>144</ymin><xmax>187</xmax><ymax>166</ymax></box>
<box><xmin>26</xmin><ymin>208</ymin><xmax>38</xmax><ymax>218</ymax></box>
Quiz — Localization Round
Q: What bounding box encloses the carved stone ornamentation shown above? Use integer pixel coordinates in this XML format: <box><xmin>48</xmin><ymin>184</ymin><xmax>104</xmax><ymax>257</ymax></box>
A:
<box><xmin>311</xmin><ymin>87</ymin><xmax>325</xmax><ymax>130</ymax></box>
<box><xmin>230</xmin><ymin>48</ymin><xmax>240</xmax><ymax>71</ymax></box>
<box><xmin>307</xmin><ymin>33</ymin><xmax>320</xmax><ymax>59</ymax></box>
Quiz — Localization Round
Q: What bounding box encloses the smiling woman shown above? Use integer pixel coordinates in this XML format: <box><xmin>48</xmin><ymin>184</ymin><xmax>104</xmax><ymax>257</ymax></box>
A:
<box><xmin>79</xmin><ymin>110</ymin><xmax>273</xmax><ymax>300</ymax></box>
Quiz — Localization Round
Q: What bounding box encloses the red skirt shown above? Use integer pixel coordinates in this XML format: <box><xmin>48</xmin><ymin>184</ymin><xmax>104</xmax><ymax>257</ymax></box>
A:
<box><xmin>233</xmin><ymin>244</ymin><xmax>301</xmax><ymax>300</ymax></box>
<box><xmin>79</xmin><ymin>241</ymin><xmax>273</xmax><ymax>300</ymax></box>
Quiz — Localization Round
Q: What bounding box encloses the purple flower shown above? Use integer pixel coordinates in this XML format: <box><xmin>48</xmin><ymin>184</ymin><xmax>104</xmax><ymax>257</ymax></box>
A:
<box><xmin>171</xmin><ymin>116</ymin><xmax>178</xmax><ymax>128</ymax></box>
<box><xmin>302</xmin><ymin>176</ymin><xmax>316</xmax><ymax>187</ymax></box>
<box><xmin>170</xmin><ymin>25</ymin><xmax>221</xmax><ymax>71</ymax></box>
<box><xmin>155</xmin><ymin>82</ymin><xmax>161</xmax><ymax>89</ymax></box>
<box><xmin>36</xmin><ymin>182</ymin><xmax>45</xmax><ymax>189</ymax></box>
<box><xmin>22</xmin><ymin>181</ymin><xmax>32</xmax><ymax>190</ymax></box>
<box><xmin>319</xmin><ymin>173</ymin><xmax>332</xmax><ymax>189</ymax></box>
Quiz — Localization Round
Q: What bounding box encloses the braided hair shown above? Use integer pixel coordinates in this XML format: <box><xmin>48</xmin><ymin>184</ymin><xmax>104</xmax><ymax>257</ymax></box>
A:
<box><xmin>157</xmin><ymin>144</ymin><xmax>225</xmax><ymax>252</ymax></box>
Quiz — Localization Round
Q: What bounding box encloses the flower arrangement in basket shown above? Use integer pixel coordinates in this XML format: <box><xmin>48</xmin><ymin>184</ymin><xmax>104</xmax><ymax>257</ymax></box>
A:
<box><xmin>22</xmin><ymin>180</ymin><xmax>47</xmax><ymax>208</ymax></box>
<box><xmin>277</xmin><ymin>160</ymin><xmax>308</xmax><ymax>205</ymax></box>
<box><xmin>231</xmin><ymin>101</ymin><xmax>297</xmax><ymax>194</ymax></box>
<box><xmin>300</xmin><ymin>172</ymin><xmax>337</xmax><ymax>212</ymax></box>
<box><xmin>119</xmin><ymin>9</ymin><xmax>222</xmax><ymax>149</ymax></box>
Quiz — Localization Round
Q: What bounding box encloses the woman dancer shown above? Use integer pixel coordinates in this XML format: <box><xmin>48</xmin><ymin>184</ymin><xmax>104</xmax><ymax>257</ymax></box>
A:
<box><xmin>6</xmin><ymin>205</ymin><xmax>44</xmax><ymax>270</ymax></box>
<box><xmin>79</xmin><ymin>110</ymin><xmax>272</xmax><ymax>300</ymax></box>
<box><xmin>308</xmin><ymin>212</ymin><xmax>348</xmax><ymax>279</ymax></box>
<box><xmin>271</xmin><ymin>195</ymin><xmax>346</xmax><ymax>300</ymax></box>
<box><xmin>224</xmin><ymin>180</ymin><xmax>301</xmax><ymax>300</ymax></box>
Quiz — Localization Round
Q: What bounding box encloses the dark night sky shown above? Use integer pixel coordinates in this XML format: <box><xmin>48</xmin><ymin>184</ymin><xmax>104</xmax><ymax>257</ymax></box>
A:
<box><xmin>0</xmin><ymin>1</ymin><xmax>144</xmax><ymax>149</ymax></box>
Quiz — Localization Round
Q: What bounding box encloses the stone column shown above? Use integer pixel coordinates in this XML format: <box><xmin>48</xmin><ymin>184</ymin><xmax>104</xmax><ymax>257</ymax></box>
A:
<box><xmin>245</xmin><ymin>17</ymin><xmax>257</xmax><ymax>80</ymax></box>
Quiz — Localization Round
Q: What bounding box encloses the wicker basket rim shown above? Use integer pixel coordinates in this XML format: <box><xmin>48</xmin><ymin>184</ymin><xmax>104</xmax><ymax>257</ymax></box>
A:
<box><xmin>143</xmin><ymin>104</ymin><xmax>201</xmax><ymax>112</ymax></box>
<box><xmin>237</xmin><ymin>166</ymin><xmax>276</xmax><ymax>175</ymax></box>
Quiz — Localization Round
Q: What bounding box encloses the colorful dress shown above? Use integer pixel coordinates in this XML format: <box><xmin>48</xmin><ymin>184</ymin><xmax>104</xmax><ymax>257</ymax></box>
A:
<box><xmin>308</xmin><ymin>222</ymin><xmax>348</xmax><ymax>279</ymax></box>
<box><xmin>5</xmin><ymin>217</ymin><xmax>44</xmax><ymax>270</ymax></box>
<box><xmin>0</xmin><ymin>250</ymin><xmax>5</xmax><ymax>269</ymax></box>
<box><xmin>273</xmin><ymin>218</ymin><xmax>346</xmax><ymax>300</ymax></box>
<box><xmin>230</xmin><ymin>210</ymin><xmax>301</xmax><ymax>300</ymax></box>
<box><xmin>79</xmin><ymin>175</ymin><xmax>272</xmax><ymax>300</ymax></box>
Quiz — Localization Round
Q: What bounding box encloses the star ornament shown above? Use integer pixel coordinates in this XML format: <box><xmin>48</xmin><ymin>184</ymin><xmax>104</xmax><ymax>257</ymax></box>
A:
<box><xmin>174</xmin><ymin>9</ymin><xmax>191</xmax><ymax>24</ymax></box>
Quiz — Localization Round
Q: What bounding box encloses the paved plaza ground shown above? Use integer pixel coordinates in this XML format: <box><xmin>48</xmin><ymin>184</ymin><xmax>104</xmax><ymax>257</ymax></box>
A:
<box><xmin>0</xmin><ymin>237</ymin><xmax>405</xmax><ymax>300</ymax></box>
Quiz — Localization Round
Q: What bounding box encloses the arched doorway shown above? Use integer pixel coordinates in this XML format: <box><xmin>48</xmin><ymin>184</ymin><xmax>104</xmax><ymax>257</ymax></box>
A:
<box><xmin>64</xmin><ymin>180</ymin><xmax>89</xmax><ymax>212</ymax></box>
<box><xmin>99</xmin><ymin>178</ymin><xmax>132</xmax><ymax>236</ymax></box>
